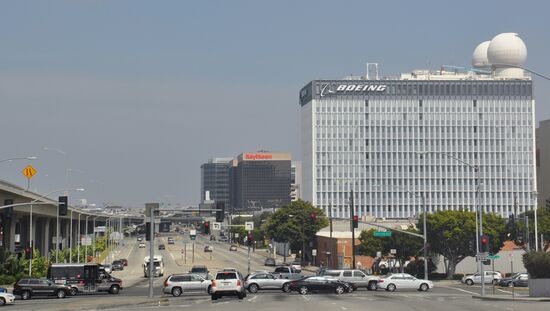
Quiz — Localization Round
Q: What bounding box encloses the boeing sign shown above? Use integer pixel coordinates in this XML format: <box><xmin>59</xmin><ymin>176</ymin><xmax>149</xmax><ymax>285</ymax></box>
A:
<box><xmin>320</xmin><ymin>83</ymin><xmax>387</xmax><ymax>96</ymax></box>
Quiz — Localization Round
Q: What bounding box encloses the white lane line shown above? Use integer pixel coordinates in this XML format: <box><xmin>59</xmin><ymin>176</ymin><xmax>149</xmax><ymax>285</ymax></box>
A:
<box><xmin>440</xmin><ymin>285</ymin><xmax>479</xmax><ymax>295</ymax></box>
<box><xmin>124</xmin><ymin>240</ymin><xmax>136</xmax><ymax>259</ymax></box>
<box><xmin>301</xmin><ymin>295</ymin><xmax>311</xmax><ymax>301</ymax></box>
<box><xmin>247</xmin><ymin>295</ymin><xmax>258</xmax><ymax>302</ymax></box>
<box><xmin>341</xmin><ymin>307</ymin><xmax>348</xmax><ymax>311</ymax></box>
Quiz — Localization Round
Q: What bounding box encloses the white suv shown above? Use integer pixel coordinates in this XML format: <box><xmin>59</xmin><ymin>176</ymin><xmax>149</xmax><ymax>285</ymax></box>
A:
<box><xmin>211</xmin><ymin>271</ymin><xmax>246</xmax><ymax>300</ymax></box>
<box><xmin>462</xmin><ymin>271</ymin><xmax>502</xmax><ymax>285</ymax></box>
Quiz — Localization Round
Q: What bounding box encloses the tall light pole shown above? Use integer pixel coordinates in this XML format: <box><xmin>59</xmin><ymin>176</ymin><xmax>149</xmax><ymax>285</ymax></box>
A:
<box><xmin>77</xmin><ymin>213</ymin><xmax>81</xmax><ymax>263</ymax></box>
<box><xmin>85</xmin><ymin>215</ymin><xmax>90</xmax><ymax>262</ymax></box>
<box><xmin>532</xmin><ymin>191</ymin><xmax>539</xmax><ymax>251</ymax></box>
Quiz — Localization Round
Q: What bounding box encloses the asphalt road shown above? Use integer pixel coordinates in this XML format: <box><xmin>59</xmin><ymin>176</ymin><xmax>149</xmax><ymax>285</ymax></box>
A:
<box><xmin>5</xmin><ymin>233</ymin><xmax>546</xmax><ymax>310</ymax></box>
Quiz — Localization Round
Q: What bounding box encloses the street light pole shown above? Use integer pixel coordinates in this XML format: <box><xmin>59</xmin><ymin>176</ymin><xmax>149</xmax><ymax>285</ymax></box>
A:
<box><xmin>0</xmin><ymin>156</ymin><xmax>37</xmax><ymax>164</ymax></box>
<box><xmin>421</xmin><ymin>194</ymin><xmax>428</xmax><ymax>280</ymax></box>
<box><xmin>85</xmin><ymin>216</ymin><xmax>89</xmax><ymax>262</ymax></box>
<box><xmin>78</xmin><ymin>213</ymin><xmax>81</xmax><ymax>263</ymax></box>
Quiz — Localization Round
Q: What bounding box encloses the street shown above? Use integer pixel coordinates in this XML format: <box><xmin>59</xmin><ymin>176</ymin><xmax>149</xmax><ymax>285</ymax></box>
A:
<box><xmin>4</xmin><ymin>234</ymin><xmax>547</xmax><ymax>311</ymax></box>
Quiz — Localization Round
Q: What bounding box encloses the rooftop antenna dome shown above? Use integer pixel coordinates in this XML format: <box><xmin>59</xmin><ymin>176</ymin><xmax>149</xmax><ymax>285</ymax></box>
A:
<box><xmin>487</xmin><ymin>32</ymin><xmax>527</xmax><ymax>78</ymax></box>
<box><xmin>472</xmin><ymin>41</ymin><xmax>491</xmax><ymax>69</ymax></box>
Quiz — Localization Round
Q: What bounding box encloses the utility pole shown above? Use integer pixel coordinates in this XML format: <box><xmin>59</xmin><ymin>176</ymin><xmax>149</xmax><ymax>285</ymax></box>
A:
<box><xmin>350</xmin><ymin>190</ymin><xmax>356</xmax><ymax>270</ymax></box>
<box><xmin>146</xmin><ymin>203</ymin><xmax>157</xmax><ymax>299</ymax></box>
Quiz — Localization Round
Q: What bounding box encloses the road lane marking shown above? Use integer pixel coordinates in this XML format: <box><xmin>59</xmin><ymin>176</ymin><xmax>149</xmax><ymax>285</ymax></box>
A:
<box><xmin>440</xmin><ymin>285</ymin><xmax>479</xmax><ymax>295</ymax></box>
<box><xmin>247</xmin><ymin>295</ymin><xmax>258</xmax><ymax>302</ymax></box>
<box><xmin>301</xmin><ymin>295</ymin><xmax>311</xmax><ymax>301</ymax></box>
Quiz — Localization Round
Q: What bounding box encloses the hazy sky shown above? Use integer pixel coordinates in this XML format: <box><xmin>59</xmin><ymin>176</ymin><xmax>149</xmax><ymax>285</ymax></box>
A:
<box><xmin>1</xmin><ymin>0</ymin><xmax>549</xmax><ymax>207</ymax></box>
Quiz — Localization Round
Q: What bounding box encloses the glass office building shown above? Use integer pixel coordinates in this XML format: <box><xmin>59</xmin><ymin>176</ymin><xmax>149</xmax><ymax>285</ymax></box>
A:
<box><xmin>300</xmin><ymin>73</ymin><xmax>536</xmax><ymax>219</ymax></box>
<box><xmin>200</xmin><ymin>158</ymin><xmax>233</xmax><ymax>205</ymax></box>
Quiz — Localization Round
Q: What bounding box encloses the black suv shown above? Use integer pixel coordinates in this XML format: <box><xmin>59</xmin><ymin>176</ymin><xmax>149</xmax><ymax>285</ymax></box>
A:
<box><xmin>112</xmin><ymin>260</ymin><xmax>124</xmax><ymax>271</ymax></box>
<box><xmin>13</xmin><ymin>278</ymin><xmax>71</xmax><ymax>300</ymax></box>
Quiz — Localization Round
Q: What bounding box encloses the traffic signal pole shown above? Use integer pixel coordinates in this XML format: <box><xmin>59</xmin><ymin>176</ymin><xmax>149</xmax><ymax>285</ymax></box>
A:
<box><xmin>148</xmin><ymin>205</ymin><xmax>155</xmax><ymax>298</ymax></box>
<box><xmin>350</xmin><ymin>190</ymin><xmax>355</xmax><ymax>270</ymax></box>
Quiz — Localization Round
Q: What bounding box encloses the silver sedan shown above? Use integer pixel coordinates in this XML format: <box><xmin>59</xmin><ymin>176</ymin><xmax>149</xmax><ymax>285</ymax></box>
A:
<box><xmin>244</xmin><ymin>273</ymin><xmax>292</xmax><ymax>293</ymax></box>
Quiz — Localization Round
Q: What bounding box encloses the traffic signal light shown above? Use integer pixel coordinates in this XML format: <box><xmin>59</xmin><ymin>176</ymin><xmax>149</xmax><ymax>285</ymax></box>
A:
<box><xmin>508</xmin><ymin>213</ymin><xmax>515</xmax><ymax>224</ymax></box>
<box><xmin>3</xmin><ymin>199</ymin><xmax>13</xmax><ymax>219</ymax></box>
<box><xmin>352</xmin><ymin>215</ymin><xmax>359</xmax><ymax>228</ymax></box>
<box><xmin>310</xmin><ymin>213</ymin><xmax>316</xmax><ymax>223</ymax></box>
<box><xmin>204</xmin><ymin>222</ymin><xmax>210</xmax><ymax>234</ymax></box>
<box><xmin>216</xmin><ymin>202</ymin><xmax>225</xmax><ymax>223</ymax></box>
<box><xmin>58</xmin><ymin>196</ymin><xmax>68</xmax><ymax>216</ymax></box>
<box><xmin>468</xmin><ymin>240</ymin><xmax>475</xmax><ymax>252</ymax></box>
<box><xmin>480</xmin><ymin>235</ymin><xmax>489</xmax><ymax>253</ymax></box>
<box><xmin>25</xmin><ymin>247</ymin><xmax>32</xmax><ymax>260</ymax></box>
<box><xmin>145</xmin><ymin>222</ymin><xmax>151</xmax><ymax>241</ymax></box>
<box><xmin>247</xmin><ymin>233</ymin><xmax>253</xmax><ymax>246</ymax></box>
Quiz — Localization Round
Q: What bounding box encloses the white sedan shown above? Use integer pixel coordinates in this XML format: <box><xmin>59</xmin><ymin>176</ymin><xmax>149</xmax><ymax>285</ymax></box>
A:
<box><xmin>0</xmin><ymin>291</ymin><xmax>16</xmax><ymax>306</ymax></box>
<box><xmin>377</xmin><ymin>273</ymin><xmax>433</xmax><ymax>292</ymax></box>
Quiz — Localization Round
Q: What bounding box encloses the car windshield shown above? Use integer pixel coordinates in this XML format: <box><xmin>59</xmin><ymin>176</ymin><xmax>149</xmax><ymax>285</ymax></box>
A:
<box><xmin>192</xmin><ymin>267</ymin><xmax>207</xmax><ymax>273</ymax></box>
<box><xmin>113</xmin><ymin>261</ymin><xmax>121</xmax><ymax>265</ymax></box>
<box><xmin>216</xmin><ymin>272</ymin><xmax>237</xmax><ymax>280</ymax></box>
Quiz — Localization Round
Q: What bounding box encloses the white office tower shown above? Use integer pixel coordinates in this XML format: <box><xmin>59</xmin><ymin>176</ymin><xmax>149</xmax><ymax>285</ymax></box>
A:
<box><xmin>300</xmin><ymin>33</ymin><xmax>535</xmax><ymax>219</ymax></box>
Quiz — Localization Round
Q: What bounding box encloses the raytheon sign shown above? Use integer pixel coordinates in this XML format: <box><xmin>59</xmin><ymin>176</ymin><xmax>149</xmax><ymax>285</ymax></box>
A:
<box><xmin>320</xmin><ymin>83</ymin><xmax>387</xmax><ymax>96</ymax></box>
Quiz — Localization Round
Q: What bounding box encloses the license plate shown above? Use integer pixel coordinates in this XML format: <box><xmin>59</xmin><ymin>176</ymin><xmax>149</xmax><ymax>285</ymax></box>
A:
<box><xmin>221</xmin><ymin>282</ymin><xmax>230</xmax><ymax>286</ymax></box>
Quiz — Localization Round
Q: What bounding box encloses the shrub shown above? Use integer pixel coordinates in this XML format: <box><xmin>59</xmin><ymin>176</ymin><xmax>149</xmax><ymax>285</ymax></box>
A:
<box><xmin>523</xmin><ymin>252</ymin><xmax>550</xmax><ymax>279</ymax></box>
<box><xmin>0</xmin><ymin>275</ymin><xmax>16</xmax><ymax>285</ymax></box>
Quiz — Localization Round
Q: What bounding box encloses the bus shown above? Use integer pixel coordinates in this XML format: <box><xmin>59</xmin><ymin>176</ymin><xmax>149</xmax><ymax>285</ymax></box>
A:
<box><xmin>47</xmin><ymin>263</ymin><xmax>123</xmax><ymax>295</ymax></box>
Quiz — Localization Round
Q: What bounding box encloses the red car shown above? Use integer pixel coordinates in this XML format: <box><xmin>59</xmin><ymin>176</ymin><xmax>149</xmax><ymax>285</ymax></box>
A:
<box><xmin>120</xmin><ymin>259</ymin><xmax>128</xmax><ymax>266</ymax></box>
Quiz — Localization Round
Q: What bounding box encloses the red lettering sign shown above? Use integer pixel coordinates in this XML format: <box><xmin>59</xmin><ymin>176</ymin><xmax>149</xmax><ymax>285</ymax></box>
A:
<box><xmin>244</xmin><ymin>153</ymin><xmax>273</xmax><ymax>160</ymax></box>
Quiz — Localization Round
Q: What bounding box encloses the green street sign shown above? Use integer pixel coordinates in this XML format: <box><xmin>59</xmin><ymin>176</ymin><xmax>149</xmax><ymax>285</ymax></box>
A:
<box><xmin>488</xmin><ymin>255</ymin><xmax>500</xmax><ymax>260</ymax></box>
<box><xmin>374</xmin><ymin>231</ymin><xmax>392</xmax><ymax>237</ymax></box>
<box><xmin>190</xmin><ymin>236</ymin><xmax>196</xmax><ymax>240</ymax></box>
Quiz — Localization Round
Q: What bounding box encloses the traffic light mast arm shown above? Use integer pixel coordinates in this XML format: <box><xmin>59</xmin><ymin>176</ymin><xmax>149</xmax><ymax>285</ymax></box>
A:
<box><xmin>344</xmin><ymin>218</ymin><xmax>424</xmax><ymax>239</ymax></box>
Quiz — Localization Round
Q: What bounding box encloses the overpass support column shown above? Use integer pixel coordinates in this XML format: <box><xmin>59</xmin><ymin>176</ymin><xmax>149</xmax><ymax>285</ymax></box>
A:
<box><xmin>43</xmin><ymin>218</ymin><xmax>51</xmax><ymax>256</ymax></box>
<box><xmin>9</xmin><ymin>216</ymin><xmax>18</xmax><ymax>252</ymax></box>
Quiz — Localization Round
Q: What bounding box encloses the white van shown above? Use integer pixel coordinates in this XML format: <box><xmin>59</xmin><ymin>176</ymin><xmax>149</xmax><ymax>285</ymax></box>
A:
<box><xmin>143</xmin><ymin>255</ymin><xmax>165</xmax><ymax>277</ymax></box>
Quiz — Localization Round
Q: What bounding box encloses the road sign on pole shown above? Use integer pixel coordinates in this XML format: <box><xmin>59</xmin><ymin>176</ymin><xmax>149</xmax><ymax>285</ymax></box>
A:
<box><xmin>213</xmin><ymin>222</ymin><xmax>221</xmax><ymax>230</ymax></box>
<box><xmin>390</xmin><ymin>249</ymin><xmax>397</xmax><ymax>254</ymax></box>
<box><xmin>374</xmin><ymin>231</ymin><xmax>392</xmax><ymax>237</ymax></box>
<box><xmin>245</xmin><ymin>222</ymin><xmax>254</xmax><ymax>231</ymax></box>
<box><xmin>22</xmin><ymin>165</ymin><xmax>37</xmax><ymax>179</ymax></box>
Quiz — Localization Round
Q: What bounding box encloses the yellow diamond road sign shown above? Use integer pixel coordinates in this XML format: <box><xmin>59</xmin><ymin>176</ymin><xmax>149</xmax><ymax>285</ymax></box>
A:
<box><xmin>22</xmin><ymin>165</ymin><xmax>37</xmax><ymax>179</ymax></box>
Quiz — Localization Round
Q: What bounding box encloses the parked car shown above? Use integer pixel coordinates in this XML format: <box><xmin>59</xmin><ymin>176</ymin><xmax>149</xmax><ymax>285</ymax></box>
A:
<box><xmin>111</xmin><ymin>260</ymin><xmax>124</xmax><ymax>271</ymax></box>
<box><xmin>273</xmin><ymin>266</ymin><xmax>302</xmax><ymax>280</ymax></box>
<box><xmin>158</xmin><ymin>244</ymin><xmax>166</xmax><ymax>250</ymax></box>
<box><xmin>120</xmin><ymin>259</ymin><xmax>129</xmax><ymax>266</ymax></box>
<box><xmin>229</xmin><ymin>245</ymin><xmax>238</xmax><ymax>251</ymax></box>
<box><xmin>139</xmin><ymin>242</ymin><xmax>146</xmax><ymax>248</ymax></box>
<box><xmin>287</xmin><ymin>276</ymin><xmax>350</xmax><ymax>295</ymax></box>
<box><xmin>377</xmin><ymin>273</ymin><xmax>433</xmax><ymax>292</ymax></box>
<box><xmin>319</xmin><ymin>269</ymin><xmax>379</xmax><ymax>290</ymax></box>
<box><xmin>244</xmin><ymin>272</ymin><xmax>291</xmax><ymax>293</ymax></box>
<box><xmin>137</xmin><ymin>236</ymin><xmax>143</xmax><ymax>242</ymax></box>
<box><xmin>211</xmin><ymin>271</ymin><xmax>246</xmax><ymax>300</ymax></box>
<box><xmin>163</xmin><ymin>273</ymin><xmax>212</xmax><ymax>297</ymax></box>
<box><xmin>461</xmin><ymin>271</ymin><xmax>502</xmax><ymax>285</ymax></box>
<box><xmin>290</xmin><ymin>259</ymin><xmax>302</xmax><ymax>272</ymax></box>
<box><xmin>190</xmin><ymin>265</ymin><xmax>210</xmax><ymax>280</ymax></box>
<box><xmin>264</xmin><ymin>258</ymin><xmax>276</xmax><ymax>266</ymax></box>
<box><xmin>13</xmin><ymin>278</ymin><xmax>72</xmax><ymax>300</ymax></box>
<box><xmin>167</xmin><ymin>237</ymin><xmax>175</xmax><ymax>244</ymax></box>
<box><xmin>204</xmin><ymin>245</ymin><xmax>213</xmax><ymax>252</ymax></box>
<box><xmin>218</xmin><ymin>236</ymin><xmax>229</xmax><ymax>243</ymax></box>
<box><xmin>498</xmin><ymin>273</ymin><xmax>529</xmax><ymax>287</ymax></box>
<box><xmin>0</xmin><ymin>291</ymin><xmax>15</xmax><ymax>306</ymax></box>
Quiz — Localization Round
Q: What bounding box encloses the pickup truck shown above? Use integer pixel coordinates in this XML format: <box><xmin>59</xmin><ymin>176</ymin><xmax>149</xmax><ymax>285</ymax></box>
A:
<box><xmin>273</xmin><ymin>266</ymin><xmax>303</xmax><ymax>280</ymax></box>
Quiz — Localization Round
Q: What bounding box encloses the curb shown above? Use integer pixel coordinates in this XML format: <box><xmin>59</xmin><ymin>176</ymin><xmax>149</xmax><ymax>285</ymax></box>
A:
<box><xmin>64</xmin><ymin>298</ymin><xmax>171</xmax><ymax>311</ymax></box>
<box><xmin>472</xmin><ymin>295</ymin><xmax>550</xmax><ymax>302</ymax></box>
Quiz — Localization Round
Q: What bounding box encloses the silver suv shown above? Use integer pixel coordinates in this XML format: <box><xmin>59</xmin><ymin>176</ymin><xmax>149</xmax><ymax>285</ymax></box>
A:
<box><xmin>211</xmin><ymin>271</ymin><xmax>246</xmax><ymax>300</ymax></box>
<box><xmin>244</xmin><ymin>272</ymin><xmax>292</xmax><ymax>293</ymax></box>
<box><xmin>320</xmin><ymin>269</ymin><xmax>380</xmax><ymax>290</ymax></box>
<box><xmin>163</xmin><ymin>274</ymin><xmax>212</xmax><ymax>297</ymax></box>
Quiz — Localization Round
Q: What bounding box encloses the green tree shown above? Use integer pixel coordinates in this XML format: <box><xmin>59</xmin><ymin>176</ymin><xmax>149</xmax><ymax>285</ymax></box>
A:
<box><xmin>382</xmin><ymin>228</ymin><xmax>423</xmax><ymax>270</ymax></box>
<box><xmin>263</xmin><ymin>200</ymin><xmax>328</xmax><ymax>261</ymax></box>
<box><xmin>507</xmin><ymin>208</ymin><xmax>550</xmax><ymax>251</ymax></box>
<box><xmin>420</xmin><ymin>210</ymin><xmax>506</xmax><ymax>279</ymax></box>
<box><xmin>356</xmin><ymin>229</ymin><xmax>384</xmax><ymax>257</ymax></box>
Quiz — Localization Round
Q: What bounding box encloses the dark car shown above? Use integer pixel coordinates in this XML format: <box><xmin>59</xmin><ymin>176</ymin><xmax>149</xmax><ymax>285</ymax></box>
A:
<box><xmin>287</xmin><ymin>276</ymin><xmax>350</xmax><ymax>295</ymax></box>
<box><xmin>498</xmin><ymin>273</ymin><xmax>529</xmax><ymax>287</ymax></box>
<box><xmin>112</xmin><ymin>260</ymin><xmax>124</xmax><ymax>271</ymax></box>
<box><xmin>13</xmin><ymin>278</ymin><xmax>71</xmax><ymax>300</ymax></box>
<box><xmin>158</xmin><ymin>244</ymin><xmax>166</xmax><ymax>250</ymax></box>
<box><xmin>264</xmin><ymin>258</ymin><xmax>276</xmax><ymax>266</ymax></box>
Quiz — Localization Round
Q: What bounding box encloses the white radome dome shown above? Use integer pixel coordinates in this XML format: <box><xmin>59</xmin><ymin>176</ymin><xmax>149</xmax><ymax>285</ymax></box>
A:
<box><xmin>487</xmin><ymin>32</ymin><xmax>527</xmax><ymax>67</ymax></box>
<box><xmin>472</xmin><ymin>41</ymin><xmax>491</xmax><ymax>68</ymax></box>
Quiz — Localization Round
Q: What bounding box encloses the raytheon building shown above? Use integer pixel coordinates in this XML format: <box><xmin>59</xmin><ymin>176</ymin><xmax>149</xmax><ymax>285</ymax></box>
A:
<box><xmin>300</xmin><ymin>33</ymin><xmax>536</xmax><ymax>219</ymax></box>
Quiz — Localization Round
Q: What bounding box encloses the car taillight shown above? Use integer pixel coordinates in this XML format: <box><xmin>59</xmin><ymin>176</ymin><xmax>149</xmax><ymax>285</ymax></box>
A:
<box><xmin>378</xmin><ymin>280</ymin><xmax>384</xmax><ymax>283</ymax></box>
<box><xmin>212</xmin><ymin>280</ymin><xmax>216</xmax><ymax>287</ymax></box>
<box><xmin>237</xmin><ymin>280</ymin><xmax>241</xmax><ymax>286</ymax></box>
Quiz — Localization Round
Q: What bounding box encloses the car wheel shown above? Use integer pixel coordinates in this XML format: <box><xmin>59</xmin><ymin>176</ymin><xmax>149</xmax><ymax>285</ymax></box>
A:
<box><xmin>335</xmin><ymin>285</ymin><xmax>345</xmax><ymax>294</ymax></box>
<box><xmin>346</xmin><ymin>286</ymin><xmax>354</xmax><ymax>293</ymax></box>
<box><xmin>21</xmin><ymin>290</ymin><xmax>31</xmax><ymax>300</ymax></box>
<box><xmin>211</xmin><ymin>293</ymin><xmax>218</xmax><ymax>301</ymax></box>
<box><xmin>248</xmin><ymin>283</ymin><xmax>259</xmax><ymax>293</ymax></box>
<box><xmin>299</xmin><ymin>286</ymin><xmax>308</xmax><ymax>295</ymax></box>
<box><xmin>0</xmin><ymin>298</ymin><xmax>5</xmax><ymax>306</ymax></box>
<box><xmin>238</xmin><ymin>293</ymin><xmax>244</xmax><ymax>300</ymax></box>
<box><xmin>69</xmin><ymin>287</ymin><xmax>78</xmax><ymax>296</ymax></box>
<box><xmin>367</xmin><ymin>282</ymin><xmax>377</xmax><ymax>291</ymax></box>
<box><xmin>386</xmin><ymin>284</ymin><xmax>396</xmax><ymax>292</ymax></box>
<box><xmin>508</xmin><ymin>282</ymin><xmax>514</xmax><ymax>288</ymax></box>
<box><xmin>207</xmin><ymin>285</ymin><xmax>212</xmax><ymax>294</ymax></box>
<box><xmin>492</xmin><ymin>279</ymin><xmax>498</xmax><ymax>285</ymax></box>
<box><xmin>419</xmin><ymin>283</ymin><xmax>429</xmax><ymax>292</ymax></box>
<box><xmin>465</xmin><ymin>279</ymin><xmax>474</xmax><ymax>286</ymax></box>
<box><xmin>109</xmin><ymin>285</ymin><xmax>120</xmax><ymax>294</ymax></box>
<box><xmin>172</xmin><ymin>287</ymin><xmax>182</xmax><ymax>297</ymax></box>
<box><xmin>282</xmin><ymin>283</ymin><xmax>291</xmax><ymax>293</ymax></box>
<box><xmin>57</xmin><ymin>290</ymin><xmax>67</xmax><ymax>299</ymax></box>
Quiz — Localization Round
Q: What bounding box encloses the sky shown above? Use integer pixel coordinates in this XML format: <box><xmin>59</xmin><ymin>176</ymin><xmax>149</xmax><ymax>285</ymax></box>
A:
<box><xmin>1</xmin><ymin>0</ymin><xmax>549</xmax><ymax>207</ymax></box>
